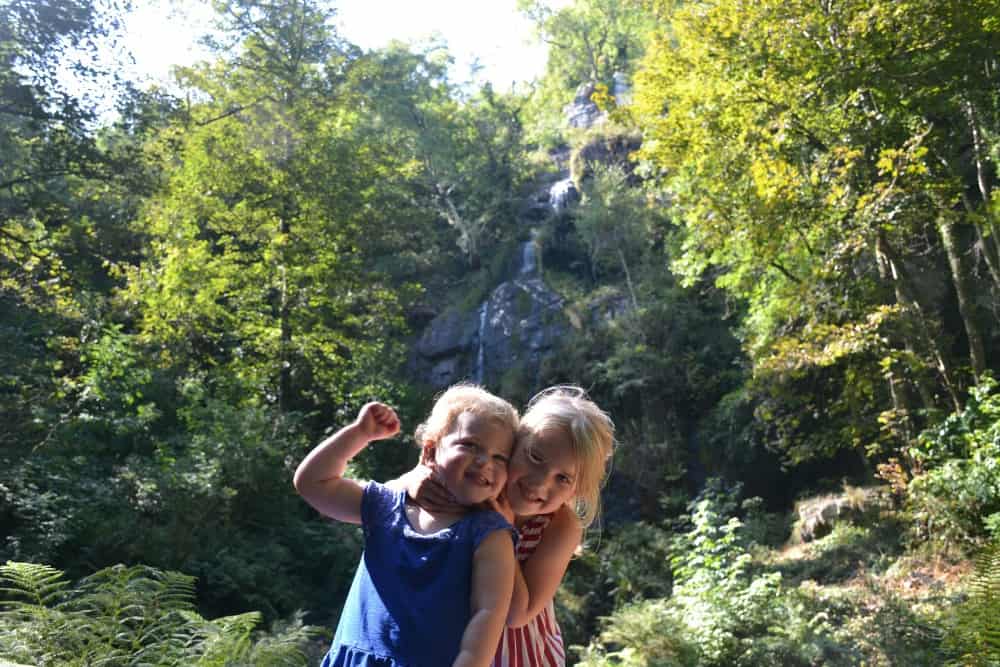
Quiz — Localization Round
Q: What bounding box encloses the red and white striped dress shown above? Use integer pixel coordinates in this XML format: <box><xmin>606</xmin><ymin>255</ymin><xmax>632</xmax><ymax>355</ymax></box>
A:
<box><xmin>492</xmin><ymin>513</ymin><xmax>565</xmax><ymax>667</ymax></box>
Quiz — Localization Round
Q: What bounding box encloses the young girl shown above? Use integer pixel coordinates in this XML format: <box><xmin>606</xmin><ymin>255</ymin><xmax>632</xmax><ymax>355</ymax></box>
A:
<box><xmin>294</xmin><ymin>384</ymin><xmax>520</xmax><ymax>667</ymax></box>
<box><xmin>404</xmin><ymin>385</ymin><xmax>615</xmax><ymax>667</ymax></box>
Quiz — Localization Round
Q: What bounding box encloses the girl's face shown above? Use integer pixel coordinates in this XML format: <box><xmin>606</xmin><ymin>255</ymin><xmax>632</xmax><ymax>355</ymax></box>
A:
<box><xmin>505</xmin><ymin>427</ymin><xmax>578</xmax><ymax>517</ymax></box>
<box><xmin>426</xmin><ymin>411</ymin><xmax>513</xmax><ymax>506</ymax></box>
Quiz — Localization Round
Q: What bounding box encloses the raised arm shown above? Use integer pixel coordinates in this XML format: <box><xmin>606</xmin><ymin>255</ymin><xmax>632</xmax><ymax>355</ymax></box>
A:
<box><xmin>293</xmin><ymin>402</ymin><xmax>400</xmax><ymax>524</ymax></box>
<box><xmin>506</xmin><ymin>505</ymin><xmax>582</xmax><ymax>628</ymax></box>
<box><xmin>452</xmin><ymin>529</ymin><xmax>516</xmax><ymax>667</ymax></box>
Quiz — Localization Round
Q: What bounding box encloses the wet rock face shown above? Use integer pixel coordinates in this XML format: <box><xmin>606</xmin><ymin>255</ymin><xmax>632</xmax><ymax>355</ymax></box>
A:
<box><xmin>414</xmin><ymin>308</ymin><xmax>478</xmax><ymax>361</ymax></box>
<box><xmin>612</xmin><ymin>71</ymin><xmax>631</xmax><ymax>106</ymax></box>
<box><xmin>475</xmin><ymin>275</ymin><xmax>566</xmax><ymax>387</ymax></box>
<box><xmin>409</xmin><ymin>251</ymin><xmax>568</xmax><ymax>391</ymax></box>
<box><xmin>548</xmin><ymin>178</ymin><xmax>579</xmax><ymax>213</ymax></box>
<box><xmin>563</xmin><ymin>82</ymin><xmax>605</xmax><ymax>129</ymax></box>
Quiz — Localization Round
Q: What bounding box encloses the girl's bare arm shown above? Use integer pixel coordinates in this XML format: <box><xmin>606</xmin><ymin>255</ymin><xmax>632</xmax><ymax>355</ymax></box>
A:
<box><xmin>506</xmin><ymin>505</ymin><xmax>582</xmax><ymax>628</ymax></box>
<box><xmin>452</xmin><ymin>530</ymin><xmax>516</xmax><ymax>667</ymax></box>
<box><xmin>293</xmin><ymin>402</ymin><xmax>400</xmax><ymax>524</ymax></box>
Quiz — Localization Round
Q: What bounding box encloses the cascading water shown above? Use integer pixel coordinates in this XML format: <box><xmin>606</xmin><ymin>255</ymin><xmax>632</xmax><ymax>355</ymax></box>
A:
<box><xmin>473</xmin><ymin>302</ymin><xmax>487</xmax><ymax>384</ymax></box>
<box><xmin>519</xmin><ymin>236</ymin><xmax>539</xmax><ymax>277</ymax></box>
<box><xmin>549</xmin><ymin>177</ymin><xmax>578</xmax><ymax>213</ymax></box>
<box><xmin>412</xmin><ymin>181</ymin><xmax>570</xmax><ymax>391</ymax></box>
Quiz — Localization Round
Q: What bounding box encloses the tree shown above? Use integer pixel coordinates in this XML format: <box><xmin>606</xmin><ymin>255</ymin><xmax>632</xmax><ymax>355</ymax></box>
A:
<box><xmin>575</xmin><ymin>163</ymin><xmax>650</xmax><ymax>305</ymax></box>
<box><xmin>519</xmin><ymin>0</ymin><xmax>650</xmax><ymax>90</ymax></box>
<box><xmin>340</xmin><ymin>43</ymin><xmax>527</xmax><ymax>270</ymax></box>
<box><xmin>124</xmin><ymin>0</ymin><xmax>407</xmax><ymax>414</ymax></box>
<box><xmin>633</xmin><ymin>0</ymin><xmax>1000</xmax><ymax>464</ymax></box>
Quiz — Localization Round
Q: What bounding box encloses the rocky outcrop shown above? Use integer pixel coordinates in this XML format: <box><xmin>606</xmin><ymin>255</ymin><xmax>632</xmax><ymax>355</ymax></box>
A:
<box><xmin>563</xmin><ymin>73</ymin><xmax>632</xmax><ymax>130</ymax></box>
<box><xmin>412</xmin><ymin>308</ymin><xmax>480</xmax><ymax>387</ymax></box>
<box><xmin>409</xmin><ymin>78</ymin><xmax>639</xmax><ymax>392</ymax></box>
<box><xmin>795</xmin><ymin>486</ymin><xmax>889</xmax><ymax>542</ymax></box>
<box><xmin>409</xmin><ymin>240</ymin><xmax>568</xmax><ymax>391</ymax></box>
<box><xmin>563</xmin><ymin>82</ymin><xmax>605</xmax><ymax>129</ymax></box>
<box><xmin>570</xmin><ymin>130</ymin><xmax>643</xmax><ymax>184</ymax></box>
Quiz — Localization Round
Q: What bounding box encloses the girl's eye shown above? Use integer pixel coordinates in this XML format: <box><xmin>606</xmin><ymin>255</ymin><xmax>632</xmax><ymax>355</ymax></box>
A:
<box><xmin>558</xmin><ymin>474</ymin><xmax>572</xmax><ymax>485</ymax></box>
<box><xmin>493</xmin><ymin>455</ymin><xmax>509</xmax><ymax>465</ymax></box>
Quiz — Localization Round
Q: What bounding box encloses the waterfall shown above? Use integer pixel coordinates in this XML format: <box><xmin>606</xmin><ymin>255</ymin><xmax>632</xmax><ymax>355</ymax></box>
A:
<box><xmin>473</xmin><ymin>302</ymin><xmax>487</xmax><ymax>384</ymax></box>
<box><xmin>549</xmin><ymin>177</ymin><xmax>578</xmax><ymax>213</ymax></box>
<box><xmin>519</xmin><ymin>237</ymin><xmax>539</xmax><ymax>277</ymax></box>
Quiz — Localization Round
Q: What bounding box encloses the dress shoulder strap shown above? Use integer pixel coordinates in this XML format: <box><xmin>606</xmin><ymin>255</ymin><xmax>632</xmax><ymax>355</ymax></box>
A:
<box><xmin>515</xmin><ymin>513</ymin><xmax>553</xmax><ymax>560</ymax></box>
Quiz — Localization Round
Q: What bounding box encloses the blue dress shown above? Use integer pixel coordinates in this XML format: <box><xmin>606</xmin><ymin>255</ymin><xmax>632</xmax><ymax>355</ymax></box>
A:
<box><xmin>322</xmin><ymin>481</ymin><xmax>515</xmax><ymax>667</ymax></box>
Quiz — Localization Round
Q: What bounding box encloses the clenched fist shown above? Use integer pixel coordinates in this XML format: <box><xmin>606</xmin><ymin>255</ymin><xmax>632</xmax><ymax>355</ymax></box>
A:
<box><xmin>354</xmin><ymin>402</ymin><xmax>401</xmax><ymax>442</ymax></box>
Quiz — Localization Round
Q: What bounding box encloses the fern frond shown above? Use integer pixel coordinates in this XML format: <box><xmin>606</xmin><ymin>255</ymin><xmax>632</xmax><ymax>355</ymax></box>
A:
<box><xmin>944</xmin><ymin>540</ymin><xmax>1000</xmax><ymax>664</ymax></box>
<box><xmin>244</xmin><ymin>610</ymin><xmax>325</xmax><ymax>667</ymax></box>
<box><xmin>968</xmin><ymin>544</ymin><xmax>1000</xmax><ymax>600</ymax></box>
<box><xmin>0</xmin><ymin>561</ymin><xmax>70</xmax><ymax>608</ymax></box>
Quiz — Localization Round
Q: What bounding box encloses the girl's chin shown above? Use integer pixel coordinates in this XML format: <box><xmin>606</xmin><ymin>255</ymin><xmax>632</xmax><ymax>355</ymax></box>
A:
<box><xmin>508</xmin><ymin>498</ymin><xmax>538</xmax><ymax>515</ymax></box>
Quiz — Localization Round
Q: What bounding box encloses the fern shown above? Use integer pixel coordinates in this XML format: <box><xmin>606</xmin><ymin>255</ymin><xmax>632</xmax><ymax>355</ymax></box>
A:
<box><xmin>243</xmin><ymin>611</ymin><xmax>323</xmax><ymax>667</ymax></box>
<box><xmin>0</xmin><ymin>562</ymin><xmax>69</xmax><ymax>608</ymax></box>
<box><xmin>0</xmin><ymin>561</ymin><xmax>321</xmax><ymax>667</ymax></box>
<box><xmin>944</xmin><ymin>541</ymin><xmax>1000</xmax><ymax>665</ymax></box>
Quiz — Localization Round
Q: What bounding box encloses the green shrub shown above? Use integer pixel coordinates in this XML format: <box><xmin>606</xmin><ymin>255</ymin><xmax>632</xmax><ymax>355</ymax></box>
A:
<box><xmin>908</xmin><ymin>376</ymin><xmax>1000</xmax><ymax>549</ymax></box>
<box><xmin>575</xmin><ymin>599</ymin><xmax>697</xmax><ymax>667</ymax></box>
<box><xmin>576</xmin><ymin>484</ymin><xmax>846</xmax><ymax>666</ymax></box>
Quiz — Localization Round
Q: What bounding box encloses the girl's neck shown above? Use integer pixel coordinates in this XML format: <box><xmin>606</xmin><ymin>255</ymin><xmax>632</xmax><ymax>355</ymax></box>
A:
<box><xmin>404</xmin><ymin>499</ymin><xmax>465</xmax><ymax>535</ymax></box>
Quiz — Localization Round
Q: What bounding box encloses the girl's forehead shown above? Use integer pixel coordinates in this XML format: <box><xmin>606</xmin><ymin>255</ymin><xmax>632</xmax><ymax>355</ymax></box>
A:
<box><xmin>452</xmin><ymin>410</ymin><xmax>500</xmax><ymax>433</ymax></box>
<box><xmin>450</xmin><ymin>411</ymin><xmax>513</xmax><ymax>444</ymax></box>
<box><xmin>518</xmin><ymin>426</ymin><xmax>572</xmax><ymax>452</ymax></box>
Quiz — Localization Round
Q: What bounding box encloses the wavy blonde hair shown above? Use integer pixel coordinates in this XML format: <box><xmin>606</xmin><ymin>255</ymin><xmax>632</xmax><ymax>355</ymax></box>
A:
<box><xmin>520</xmin><ymin>385</ymin><xmax>615</xmax><ymax>528</ymax></box>
<box><xmin>414</xmin><ymin>383</ymin><xmax>519</xmax><ymax>454</ymax></box>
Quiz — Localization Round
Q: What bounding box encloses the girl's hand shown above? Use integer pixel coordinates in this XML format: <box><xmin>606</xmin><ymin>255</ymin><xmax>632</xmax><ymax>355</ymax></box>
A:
<box><xmin>355</xmin><ymin>402</ymin><xmax>401</xmax><ymax>441</ymax></box>
<box><xmin>486</xmin><ymin>491</ymin><xmax>515</xmax><ymax>525</ymax></box>
<box><xmin>408</xmin><ymin>464</ymin><xmax>463</xmax><ymax>514</ymax></box>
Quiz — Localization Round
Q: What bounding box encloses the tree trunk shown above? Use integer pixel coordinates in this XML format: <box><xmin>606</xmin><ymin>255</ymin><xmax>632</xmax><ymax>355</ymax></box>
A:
<box><xmin>876</xmin><ymin>232</ymin><xmax>963</xmax><ymax>412</ymax></box>
<box><xmin>962</xmin><ymin>192</ymin><xmax>1000</xmax><ymax>293</ymax></box>
<box><xmin>278</xmin><ymin>218</ymin><xmax>291</xmax><ymax>414</ymax></box>
<box><xmin>885</xmin><ymin>369</ymin><xmax>916</xmax><ymax>444</ymax></box>
<box><xmin>617</xmin><ymin>247</ymin><xmax>639</xmax><ymax>310</ymax></box>
<box><xmin>962</xmin><ymin>97</ymin><xmax>1000</xmax><ymax>296</ymax></box>
<box><xmin>937</xmin><ymin>216</ymin><xmax>986</xmax><ymax>378</ymax></box>
<box><xmin>964</xmin><ymin>98</ymin><xmax>992</xmax><ymax>206</ymax></box>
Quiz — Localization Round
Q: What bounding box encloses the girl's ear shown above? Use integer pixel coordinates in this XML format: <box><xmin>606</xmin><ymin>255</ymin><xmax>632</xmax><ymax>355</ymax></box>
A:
<box><xmin>419</xmin><ymin>440</ymin><xmax>437</xmax><ymax>466</ymax></box>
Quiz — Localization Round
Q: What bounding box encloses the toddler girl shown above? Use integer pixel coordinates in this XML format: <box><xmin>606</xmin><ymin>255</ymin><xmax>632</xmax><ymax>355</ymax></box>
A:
<box><xmin>294</xmin><ymin>384</ymin><xmax>520</xmax><ymax>667</ymax></box>
<box><xmin>404</xmin><ymin>385</ymin><xmax>615</xmax><ymax>667</ymax></box>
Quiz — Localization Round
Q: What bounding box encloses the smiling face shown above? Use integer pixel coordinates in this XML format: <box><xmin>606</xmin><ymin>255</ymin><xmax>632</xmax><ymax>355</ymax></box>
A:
<box><xmin>505</xmin><ymin>427</ymin><xmax>579</xmax><ymax>518</ymax></box>
<box><xmin>426</xmin><ymin>411</ymin><xmax>514</xmax><ymax>506</ymax></box>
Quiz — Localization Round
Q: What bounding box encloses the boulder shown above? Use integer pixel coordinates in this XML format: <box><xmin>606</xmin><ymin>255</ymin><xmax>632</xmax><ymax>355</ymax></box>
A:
<box><xmin>795</xmin><ymin>486</ymin><xmax>888</xmax><ymax>542</ymax></box>
<box><xmin>476</xmin><ymin>276</ymin><xmax>568</xmax><ymax>387</ymax></box>
<box><xmin>414</xmin><ymin>308</ymin><xmax>478</xmax><ymax>360</ymax></box>
<box><xmin>563</xmin><ymin>82</ymin><xmax>606</xmax><ymax>129</ymax></box>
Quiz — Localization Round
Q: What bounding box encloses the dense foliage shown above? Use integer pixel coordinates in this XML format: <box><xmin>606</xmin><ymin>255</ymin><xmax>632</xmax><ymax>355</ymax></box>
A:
<box><xmin>3</xmin><ymin>0</ymin><xmax>1000</xmax><ymax>664</ymax></box>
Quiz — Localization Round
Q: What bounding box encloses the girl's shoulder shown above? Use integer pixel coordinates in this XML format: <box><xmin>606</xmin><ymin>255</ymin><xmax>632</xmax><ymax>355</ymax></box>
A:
<box><xmin>361</xmin><ymin>481</ymin><xmax>407</xmax><ymax>529</ymax></box>
<box><xmin>465</xmin><ymin>508</ymin><xmax>517</xmax><ymax>551</ymax></box>
<box><xmin>540</xmin><ymin>504</ymin><xmax>581</xmax><ymax>533</ymax></box>
<box><xmin>518</xmin><ymin>505</ymin><xmax>581</xmax><ymax>553</ymax></box>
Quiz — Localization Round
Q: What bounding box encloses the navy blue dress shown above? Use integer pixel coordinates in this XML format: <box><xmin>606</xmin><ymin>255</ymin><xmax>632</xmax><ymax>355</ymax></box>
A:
<box><xmin>322</xmin><ymin>481</ymin><xmax>514</xmax><ymax>667</ymax></box>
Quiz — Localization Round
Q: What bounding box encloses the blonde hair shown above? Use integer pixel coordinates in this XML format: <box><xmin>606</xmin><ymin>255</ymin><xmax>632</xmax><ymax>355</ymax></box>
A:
<box><xmin>414</xmin><ymin>383</ymin><xmax>519</xmax><ymax>452</ymax></box>
<box><xmin>520</xmin><ymin>385</ymin><xmax>615</xmax><ymax>528</ymax></box>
